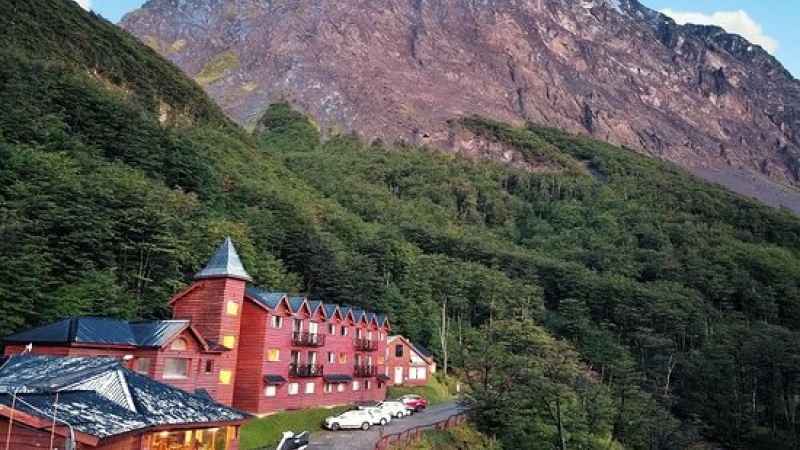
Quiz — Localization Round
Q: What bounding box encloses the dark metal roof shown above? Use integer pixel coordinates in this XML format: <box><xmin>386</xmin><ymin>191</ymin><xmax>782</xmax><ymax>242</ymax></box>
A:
<box><xmin>246</xmin><ymin>286</ymin><xmax>287</xmax><ymax>309</ymax></box>
<box><xmin>339</xmin><ymin>307</ymin><xmax>353</xmax><ymax>320</ymax></box>
<box><xmin>376</xmin><ymin>314</ymin><xmax>389</xmax><ymax>327</ymax></box>
<box><xmin>194</xmin><ymin>237</ymin><xmax>252</xmax><ymax>281</ymax></box>
<box><xmin>263</xmin><ymin>375</ymin><xmax>287</xmax><ymax>385</ymax></box>
<box><xmin>307</xmin><ymin>300</ymin><xmax>323</xmax><ymax>316</ymax></box>
<box><xmin>377</xmin><ymin>374</ymin><xmax>391</xmax><ymax>382</ymax></box>
<box><xmin>129</xmin><ymin>320</ymin><xmax>189</xmax><ymax>347</ymax></box>
<box><xmin>352</xmin><ymin>309</ymin><xmax>366</xmax><ymax>323</ymax></box>
<box><xmin>0</xmin><ymin>355</ymin><xmax>249</xmax><ymax>439</ymax></box>
<box><xmin>323</xmin><ymin>374</ymin><xmax>353</xmax><ymax>383</ymax></box>
<box><xmin>323</xmin><ymin>304</ymin><xmax>339</xmax><ymax>318</ymax></box>
<box><xmin>288</xmin><ymin>296</ymin><xmax>307</xmax><ymax>314</ymax></box>
<box><xmin>412</xmin><ymin>342</ymin><xmax>434</xmax><ymax>358</ymax></box>
<box><xmin>3</xmin><ymin>317</ymin><xmax>189</xmax><ymax>349</ymax></box>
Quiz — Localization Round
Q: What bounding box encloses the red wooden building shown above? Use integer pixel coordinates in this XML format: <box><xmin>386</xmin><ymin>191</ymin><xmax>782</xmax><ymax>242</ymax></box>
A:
<box><xmin>386</xmin><ymin>335</ymin><xmax>436</xmax><ymax>387</ymax></box>
<box><xmin>3</xmin><ymin>238</ymin><xmax>392</xmax><ymax>415</ymax></box>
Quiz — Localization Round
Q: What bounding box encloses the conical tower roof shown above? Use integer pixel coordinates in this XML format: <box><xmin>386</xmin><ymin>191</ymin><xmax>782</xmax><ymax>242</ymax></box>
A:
<box><xmin>194</xmin><ymin>237</ymin><xmax>252</xmax><ymax>282</ymax></box>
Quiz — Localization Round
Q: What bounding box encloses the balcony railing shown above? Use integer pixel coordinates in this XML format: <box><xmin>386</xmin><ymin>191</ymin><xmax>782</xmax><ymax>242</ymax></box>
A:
<box><xmin>354</xmin><ymin>365</ymin><xmax>378</xmax><ymax>377</ymax></box>
<box><xmin>292</xmin><ymin>331</ymin><xmax>325</xmax><ymax>347</ymax></box>
<box><xmin>354</xmin><ymin>338</ymin><xmax>378</xmax><ymax>352</ymax></box>
<box><xmin>289</xmin><ymin>363</ymin><xmax>324</xmax><ymax>377</ymax></box>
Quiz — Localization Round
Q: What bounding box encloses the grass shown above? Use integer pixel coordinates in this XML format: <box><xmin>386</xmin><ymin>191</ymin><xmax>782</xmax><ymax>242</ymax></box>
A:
<box><xmin>194</xmin><ymin>50</ymin><xmax>241</xmax><ymax>86</ymax></box>
<box><xmin>239</xmin><ymin>405</ymin><xmax>348</xmax><ymax>450</ymax></box>
<box><xmin>387</xmin><ymin>373</ymin><xmax>457</xmax><ymax>405</ymax></box>
<box><xmin>389</xmin><ymin>424</ymin><xmax>501</xmax><ymax>450</ymax></box>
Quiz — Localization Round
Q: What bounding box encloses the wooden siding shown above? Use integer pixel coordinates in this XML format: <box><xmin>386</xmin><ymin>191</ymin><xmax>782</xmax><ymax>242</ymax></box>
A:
<box><xmin>386</xmin><ymin>337</ymin><xmax>431</xmax><ymax>387</ymax></box>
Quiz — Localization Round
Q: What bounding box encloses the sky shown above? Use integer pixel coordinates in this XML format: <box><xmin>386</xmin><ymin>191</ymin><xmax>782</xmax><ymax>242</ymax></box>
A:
<box><xmin>80</xmin><ymin>0</ymin><xmax>798</xmax><ymax>78</ymax></box>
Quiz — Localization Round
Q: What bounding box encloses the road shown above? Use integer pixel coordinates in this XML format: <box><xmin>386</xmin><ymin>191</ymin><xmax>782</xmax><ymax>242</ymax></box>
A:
<box><xmin>307</xmin><ymin>401</ymin><xmax>464</xmax><ymax>450</ymax></box>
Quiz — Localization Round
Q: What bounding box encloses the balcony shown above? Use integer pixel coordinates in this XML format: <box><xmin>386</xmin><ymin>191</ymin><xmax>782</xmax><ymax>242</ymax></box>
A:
<box><xmin>292</xmin><ymin>331</ymin><xmax>325</xmax><ymax>347</ymax></box>
<box><xmin>354</xmin><ymin>365</ymin><xmax>378</xmax><ymax>377</ymax></box>
<box><xmin>289</xmin><ymin>363</ymin><xmax>324</xmax><ymax>377</ymax></box>
<box><xmin>354</xmin><ymin>338</ymin><xmax>378</xmax><ymax>352</ymax></box>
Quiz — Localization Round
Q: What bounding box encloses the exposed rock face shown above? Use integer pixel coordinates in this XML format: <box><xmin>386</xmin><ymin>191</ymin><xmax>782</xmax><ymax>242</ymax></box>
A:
<box><xmin>122</xmin><ymin>0</ymin><xmax>800</xmax><ymax>207</ymax></box>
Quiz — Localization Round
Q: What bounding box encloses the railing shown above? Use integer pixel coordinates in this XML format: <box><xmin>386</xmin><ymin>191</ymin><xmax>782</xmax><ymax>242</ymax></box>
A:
<box><xmin>353</xmin><ymin>365</ymin><xmax>378</xmax><ymax>377</ymax></box>
<box><xmin>292</xmin><ymin>331</ymin><xmax>325</xmax><ymax>347</ymax></box>
<box><xmin>354</xmin><ymin>338</ymin><xmax>379</xmax><ymax>351</ymax></box>
<box><xmin>374</xmin><ymin>413</ymin><xmax>467</xmax><ymax>450</ymax></box>
<box><xmin>288</xmin><ymin>363</ymin><xmax>324</xmax><ymax>377</ymax></box>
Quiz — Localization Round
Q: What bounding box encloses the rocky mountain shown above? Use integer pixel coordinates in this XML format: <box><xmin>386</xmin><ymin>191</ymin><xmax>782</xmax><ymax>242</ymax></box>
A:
<box><xmin>122</xmin><ymin>0</ymin><xmax>800</xmax><ymax>210</ymax></box>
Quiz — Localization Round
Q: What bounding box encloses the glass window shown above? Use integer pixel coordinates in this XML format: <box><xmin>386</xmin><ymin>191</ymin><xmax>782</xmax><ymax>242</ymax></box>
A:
<box><xmin>327</xmin><ymin>352</ymin><xmax>335</xmax><ymax>363</ymax></box>
<box><xmin>293</xmin><ymin>319</ymin><xmax>303</xmax><ymax>333</ymax></box>
<box><xmin>328</xmin><ymin>324</ymin><xmax>336</xmax><ymax>335</ymax></box>
<box><xmin>226</xmin><ymin>300</ymin><xmax>239</xmax><ymax>316</ymax></box>
<box><xmin>395</xmin><ymin>344</ymin><xmax>403</xmax><ymax>358</ymax></box>
<box><xmin>272</xmin><ymin>316</ymin><xmax>283</xmax><ymax>328</ymax></box>
<box><xmin>337</xmin><ymin>383</ymin><xmax>345</xmax><ymax>392</ymax></box>
<box><xmin>305</xmin><ymin>382</ymin><xmax>315</xmax><ymax>394</ymax></box>
<box><xmin>341</xmin><ymin>326</ymin><xmax>347</xmax><ymax>336</ymax></box>
<box><xmin>222</xmin><ymin>335</ymin><xmax>236</xmax><ymax>349</ymax></box>
<box><xmin>364</xmin><ymin>380</ymin><xmax>371</xmax><ymax>390</ymax></box>
<box><xmin>324</xmin><ymin>383</ymin><xmax>333</xmax><ymax>393</ymax></box>
<box><xmin>204</xmin><ymin>360</ymin><xmax>214</xmax><ymax>373</ymax></box>
<box><xmin>288</xmin><ymin>382</ymin><xmax>299</xmax><ymax>395</ymax></box>
<box><xmin>268</xmin><ymin>349</ymin><xmax>280</xmax><ymax>362</ymax></box>
<box><xmin>170</xmin><ymin>338</ymin><xmax>187</xmax><ymax>351</ymax></box>
<box><xmin>219</xmin><ymin>369</ymin><xmax>233</xmax><ymax>385</ymax></box>
<box><xmin>338</xmin><ymin>353</ymin><xmax>347</xmax><ymax>364</ymax></box>
<box><xmin>352</xmin><ymin>381</ymin><xmax>360</xmax><ymax>391</ymax></box>
<box><xmin>135</xmin><ymin>357</ymin><xmax>151</xmax><ymax>375</ymax></box>
<box><xmin>264</xmin><ymin>385</ymin><xmax>277</xmax><ymax>397</ymax></box>
<box><xmin>163</xmin><ymin>358</ymin><xmax>189</xmax><ymax>378</ymax></box>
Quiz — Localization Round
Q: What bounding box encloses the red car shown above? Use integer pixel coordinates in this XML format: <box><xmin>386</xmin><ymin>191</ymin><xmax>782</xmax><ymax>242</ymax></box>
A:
<box><xmin>397</xmin><ymin>394</ymin><xmax>428</xmax><ymax>413</ymax></box>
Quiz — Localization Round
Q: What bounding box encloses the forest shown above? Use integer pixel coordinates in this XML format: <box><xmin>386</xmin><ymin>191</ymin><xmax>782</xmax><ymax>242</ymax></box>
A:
<box><xmin>2</xmin><ymin>0</ymin><xmax>800</xmax><ymax>448</ymax></box>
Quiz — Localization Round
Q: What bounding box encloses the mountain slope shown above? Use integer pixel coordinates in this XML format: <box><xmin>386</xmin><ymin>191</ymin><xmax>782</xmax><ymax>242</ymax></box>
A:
<box><xmin>5</xmin><ymin>1</ymin><xmax>800</xmax><ymax>448</ymax></box>
<box><xmin>122</xmin><ymin>0</ymin><xmax>800</xmax><ymax>211</ymax></box>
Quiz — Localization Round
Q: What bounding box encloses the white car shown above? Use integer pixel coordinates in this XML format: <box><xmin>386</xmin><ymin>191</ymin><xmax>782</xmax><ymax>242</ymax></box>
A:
<box><xmin>323</xmin><ymin>410</ymin><xmax>375</xmax><ymax>431</ymax></box>
<box><xmin>358</xmin><ymin>406</ymin><xmax>392</xmax><ymax>425</ymax></box>
<box><xmin>373</xmin><ymin>401</ymin><xmax>410</xmax><ymax>419</ymax></box>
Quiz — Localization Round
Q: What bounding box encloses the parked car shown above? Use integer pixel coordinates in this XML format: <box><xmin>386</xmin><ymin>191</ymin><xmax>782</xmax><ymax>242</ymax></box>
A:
<box><xmin>374</xmin><ymin>400</ymin><xmax>411</xmax><ymax>418</ymax></box>
<box><xmin>323</xmin><ymin>409</ymin><xmax>376</xmax><ymax>431</ymax></box>
<box><xmin>359</xmin><ymin>406</ymin><xmax>392</xmax><ymax>426</ymax></box>
<box><xmin>397</xmin><ymin>394</ymin><xmax>428</xmax><ymax>413</ymax></box>
<box><xmin>275</xmin><ymin>430</ymin><xmax>309</xmax><ymax>450</ymax></box>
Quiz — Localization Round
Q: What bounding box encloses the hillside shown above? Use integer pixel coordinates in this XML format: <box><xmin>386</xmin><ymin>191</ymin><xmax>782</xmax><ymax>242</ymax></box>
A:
<box><xmin>3</xmin><ymin>1</ymin><xmax>800</xmax><ymax>449</ymax></box>
<box><xmin>121</xmin><ymin>0</ymin><xmax>800</xmax><ymax>212</ymax></box>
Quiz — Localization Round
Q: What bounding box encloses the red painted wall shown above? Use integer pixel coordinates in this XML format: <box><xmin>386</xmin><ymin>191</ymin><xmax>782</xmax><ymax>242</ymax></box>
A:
<box><xmin>387</xmin><ymin>337</ymin><xmax>430</xmax><ymax>387</ymax></box>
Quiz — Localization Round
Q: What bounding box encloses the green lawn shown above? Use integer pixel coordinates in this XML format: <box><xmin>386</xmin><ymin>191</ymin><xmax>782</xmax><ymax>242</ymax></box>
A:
<box><xmin>239</xmin><ymin>406</ymin><xmax>348</xmax><ymax>450</ymax></box>
<box><xmin>387</xmin><ymin>373</ymin><xmax>457</xmax><ymax>405</ymax></box>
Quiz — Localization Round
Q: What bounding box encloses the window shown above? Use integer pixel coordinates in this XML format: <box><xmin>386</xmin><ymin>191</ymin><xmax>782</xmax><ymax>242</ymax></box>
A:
<box><xmin>170</xmin><ymin>338</ymin><xmax>187</xmax><ymax>351</ymax></box>
<box><xmin>367</xmin><ymin>331</ymin><xmax>373</xmax><ymax>340</ymax></box>
<box><xmin>327</xmin><ymin>352</ymin><xmax>335</xmax><ymax>364</ymax></box>
<box><xmin>264</xmin><ymin>386</ymin><xmax>277</xmax><ymax>397</ymax></box>
<box><xmin>328</xmin><ymin>324</ymin><xmax>336</xmax><ymax>335</ymax></box>
<box><xmin>291</xmin><ymin>350</ymin><xmax>300</xmax><ymax>365</ymax></box>
<box><xmin>163</xmin><ymin>358</ymin><xmax>189</xmax><ymax>378</ymax></box>
<box><xmin>378</xmin><ymin>356</ymin><xmax>385</xmax><ymax>365</ymax></box>
<box><xmin>305</xmin><ymin>382</ymin><xmax>315</xmax><ymax>394</ymax></box>
<box><xmin>364</xmin><ymin>380</ymin><xmax>371</xmax><ymax>390</ymax></box>
<box><xmin>309</xmin><ymin>322</ymin><xmax>318</xmax><ymax>335</ymax></box>
<box><xmin>352</xmin><ymin>381</ymin><xmax>360</xmax><ymax>391</ymax></box>
<box><xmin>135</xmin><ymin>358</ymin><xmax>151</xmax><ymax>375</ymax></box>
<box><xmin>378</xmin><ymin>332</ymin><xmax>383</xmax><ymax>341</ymax></box>
<box><xmin>395</xmin><ymin>344</ymin><xmax>403</xmax><ymax>358</ymax></box>
<box><xmin>337</xmin><ymin>383</ymin><xmax>345</xmax><ymax>392</ymax></box>
<box><xmin>293</xmin><ymin>319</ymin><xmax>303</xmax><ymax>333</ymax></box>
<box><xmin>222</xmin><ymin>335</ymin><xmax>236</xmax><ymax>349</ymax></box>
<box><xmin>268</xmin><ymin>349</ymin><xmax>280</xmax><ymax>362</ymax></box>
<box><xmin>355</xmin><ymin>328</ymin><xmax>362</xmax><ymax>339</ymax></box>
<box><xmin>219</xmin><ymin>369</ymin><xmax>233</xmax><ymax>385</ymax></box>
<box><xmin>226</xmin><ymin>300</ymin><xmax>239</xmax><ymax>316</ymax></box>
<box><xmin>308</xmin><ymin>351</ymin><xmax>317</xmax><ymax>365</ymax></box>
<box><xmin>340</xmin><ymin>326</ymin><xmax>347</xmax><ymax>336</ymax></box>
<box><xmin>288</xmin><ymin>383</ymin><xmax>299</xmax><ymax>395</ymax></box>
<box><xmin>272</xmin><ymin>316</ymin><xmax>283</xmax><ymax>329</ymax></box>
<box><xmin>410</xmin><ymin>367</ymin><xmax>427</xmax><ymax>380</ymax></box>
<box><xmin>324</xmin><ymin>383</ymin><xmax>333</xmax><ymax>393</ymax></box>
<box><xmin>338</xmin><ymin>353</ymin><xmax>347</xmax><ymax>364</ymax></box>
<box><xmin>205</xmin><ymin>360</ymin><xmax>214</xmax><ymax>373</ymax></box>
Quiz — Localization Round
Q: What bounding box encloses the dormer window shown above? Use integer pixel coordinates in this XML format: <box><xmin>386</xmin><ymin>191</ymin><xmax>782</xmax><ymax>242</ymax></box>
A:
<box><xmin>170</xmin><ymin>338</ymin><xmax>187</xmax><ymax>351</ymax></box>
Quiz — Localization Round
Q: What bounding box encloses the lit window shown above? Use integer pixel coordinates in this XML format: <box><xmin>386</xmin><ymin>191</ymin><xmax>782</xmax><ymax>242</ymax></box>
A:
<box><xmin>170</xmin><ymin>338</ymin><xmax>187</xmax><ymax>351</ymax></box>
<box><xmin>352</xmin><ymin>381</ymin><xmax>360</xmax><ymax>391</ymax></box>
<box><xmin>305</xmin><ymin>382</ymin><xmax>315</xmax><ymax>394</ymax></box>
<box><xmin>222</xmin><ymin>335</ymin><xmax>236</xmax><ymax>349</ymax></box>
<box><xmin>135</xmin><ymin>358</ymin><xmax>151</xmax><ymax>374</ymax></box>
<box><xmin>338</xmin><ymin>353</ymin><xmax>347</xmax><ymax>364</ymax></box>
<box><xmin>163</xmin><ymin>358</ymin><xmax>189</xmax><ymax>378</ymax></box>
<box><xmin>327</xmin><ymin>352</ymin><xmax>335</xmax><ymax>364</ymax></box>
<box><xmin>378</xmin><ymin>356</ymin><xmax>385</xmax><ymax>365</ymax></box>
<box><xmin>288</xmin><ymin>383</ymin><xmax>299</xmax><ymax>395</ymax></box>
<box><xmin>337</xmin><ymin>383</ymin><xmax>345</xmax><ymax>392</ymax></box>
<box><xmin>395</xmin><ymin>344</ymin><xmax>403</xmax><ymax>358</ymax></box>
<box><xmin>268</xmin><ymin>349</ymin><xmax>280</xmax><ymax>362</ymax></box>
<box><xmin>226</xmin><ymin>300</ymin><xmax>239</xmax><ymax>316</ymax></box>
<box><xmin>272</xmin><ymin>316</ymin><xmax>283</xmax><ymax>329</ymax></box>
<box><xmin>264</xmin><ymin>386</ymin><xmax>277</xmax><ymax>397</ymax></box>
<box><xmin>219</xmin><ymin>370</ymin><xmax>233</xmax><ymax>385</ymax></box>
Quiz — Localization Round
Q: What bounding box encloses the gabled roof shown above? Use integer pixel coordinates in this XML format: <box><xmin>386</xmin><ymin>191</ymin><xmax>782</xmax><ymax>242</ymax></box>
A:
<box><xmin>288</xmin><ymin>296</ymin><xmax>309</xmax><ymax>315</ymax></box>
<box><xmin>194</xmin><ymin>237</ymin><xmax>252</xmax><ymax>282</ymax></box>
<box><xmin>2</xmin><ymin>317</ymin><xmax>191</xmax><ymax>349</ymax></box>
<box><xmin>376</xmin><ymin>314</ymin><xmax>390</xmax><ymax>329</ymax></box>
<box><xmin>307</xmin><ymin>300</ymin><xmax>325</xmax><ymax>319</ymax></box>
<box><xmin>352</xmin><ymin>309</ymin><xmax>367</xmax><ymax>324</ymax></box>
<box><xmin>412</xmin><ymin>342</ymin><xmax>434</xmax><ymax>359</ymax></box>
<box><xmin>366</xmin><ymin>313</ymin><xmax>378</xmax><ymax>327</ymax></box>
<box><xmin>388</xmin><ymin>335</ymin><xmax>433</xmax><ymax>363</ymax></box>
<box><xmin>323</xmin><ymin>304</ymin><xmax>341</xmax><ymax>321</ymax></box>
<box><xmin>339</xmin><ymin>306</ymin><xmax>355</xmax><ymax>323</ymax></box>
<box><xmin>0</xmin><ymin>356</ymin><xmax>249</xmax><ymax>440</ymax></box>
<box><xmin>245</xmin><ymin>286</ymin><xmax>288</xmax><ymax>310</ymax></box>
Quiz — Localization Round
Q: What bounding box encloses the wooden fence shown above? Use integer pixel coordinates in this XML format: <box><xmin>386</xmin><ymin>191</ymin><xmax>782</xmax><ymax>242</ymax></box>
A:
<box><xmin>373</xmin><ymin>413</ymin><xmax>467</xmax><ymax>450</ymax></box>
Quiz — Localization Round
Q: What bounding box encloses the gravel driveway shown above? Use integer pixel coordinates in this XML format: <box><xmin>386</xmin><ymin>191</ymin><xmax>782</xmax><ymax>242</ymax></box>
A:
<box><xmin>307</xmin><ymin>401</ymin><xmax>464</xmax><ymax>450</ymax></box>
